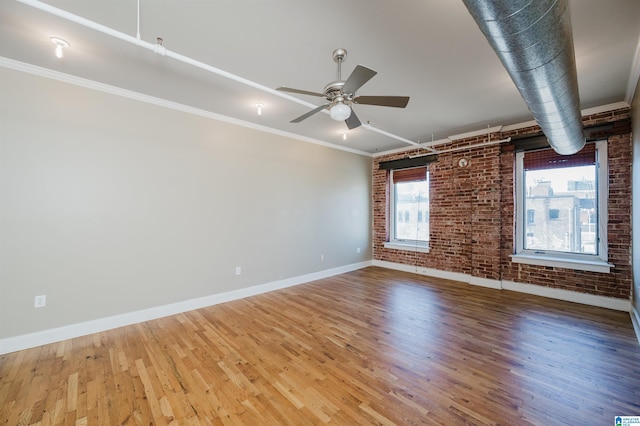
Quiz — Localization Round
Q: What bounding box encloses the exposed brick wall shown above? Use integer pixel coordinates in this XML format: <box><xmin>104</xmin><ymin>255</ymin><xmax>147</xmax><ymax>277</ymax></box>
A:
<box><xmin>372</xmin><ymin>107</ymin><xmax>633</xmax><ymax>299</ymax></box>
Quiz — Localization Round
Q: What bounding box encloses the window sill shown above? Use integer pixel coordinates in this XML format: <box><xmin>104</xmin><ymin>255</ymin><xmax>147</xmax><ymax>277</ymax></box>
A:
<box><xmin>510</xmin><ymin>254</ymin><xmax>614</xmax><ymax>273</ymax></box>
<box><xmin>384</xmin><ymin>242</ymin><xmax>430</xmax><ymax>253</ymax></box>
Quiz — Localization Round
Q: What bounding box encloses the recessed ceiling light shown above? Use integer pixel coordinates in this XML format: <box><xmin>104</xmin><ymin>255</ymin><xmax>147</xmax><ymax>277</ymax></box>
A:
<box><xmin>50</xmin><ymin>37</ymin><xmax>69</xmax><ymax>58</ymax></box>
<box><xmin>255</xmin><ymin>103</ymin><xmax>264</xmax><ymax>116</ymax></box>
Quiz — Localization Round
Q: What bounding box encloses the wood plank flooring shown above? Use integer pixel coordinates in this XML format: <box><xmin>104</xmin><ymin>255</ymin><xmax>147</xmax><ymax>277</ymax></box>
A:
<box><xmin>1</xmin><ymin>266</ymin><xmax>639</xmax><ymax>425</ymax></box>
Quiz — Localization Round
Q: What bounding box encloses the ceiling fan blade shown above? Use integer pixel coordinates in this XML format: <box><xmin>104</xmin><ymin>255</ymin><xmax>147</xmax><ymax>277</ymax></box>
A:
<box><xmin>345</xmin><ymin>109</ymin><xmax>362</xmax><ymax>130</ymax></box>
<box><xmin>342</xmin><ymin>65</ymin><xmax>377</xmax><ymax>94</ymax></box>
<box><xmin>353</xmin><ymin>95</ymin><xmax>410</xmax><ymax>108</ymax></box>
<box><xmin>290</xmin><ymin>104</ymin><xmax>330</xmax><ymax>123</ymax></box>
<box><xmin>277</xmin><ymin>87</ymin><xmax>326</xmax><ymax>98</ymax></box>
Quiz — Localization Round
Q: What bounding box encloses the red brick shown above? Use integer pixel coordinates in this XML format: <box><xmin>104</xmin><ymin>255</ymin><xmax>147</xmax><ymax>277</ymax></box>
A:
<box><xmin>372</xmin><ymin>108</ymin><xmax>632</xmax><ymax>299</ymax></box>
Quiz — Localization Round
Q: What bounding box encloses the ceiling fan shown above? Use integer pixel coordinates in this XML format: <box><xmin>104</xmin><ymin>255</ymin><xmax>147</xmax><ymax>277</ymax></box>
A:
<box><xmin>277</xmin><ymin>48</ymin><xmax>410</xmax><ymax>130</ymax></box>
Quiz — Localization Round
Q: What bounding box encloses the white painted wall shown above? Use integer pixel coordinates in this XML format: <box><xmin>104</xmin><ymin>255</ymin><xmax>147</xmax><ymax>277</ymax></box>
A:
<box><xmin>632</xmin><ymin>74</ymin><xmax>640</xmax><ymax>340</ymax></box>
<box><xmin>0</xmin><ymin>68</ymin><xmax>372</xmax><ymax>339</ymax></box>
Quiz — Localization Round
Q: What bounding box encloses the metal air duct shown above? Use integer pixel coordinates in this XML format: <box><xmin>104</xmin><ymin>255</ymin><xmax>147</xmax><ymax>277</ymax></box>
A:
<box><xmin>462</xmin><ymin>0</ymin><xmax>585</xmax><ymax>155</ymax></box>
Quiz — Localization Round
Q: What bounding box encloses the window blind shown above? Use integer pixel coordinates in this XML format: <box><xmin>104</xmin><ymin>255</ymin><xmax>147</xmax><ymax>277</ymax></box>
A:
<box><xmin>392</xmin><ymin>166</ymin><xmax>427</xmax><ymax>183</ymax></box>
<box><xmin>523</xmin><ymin>143</ymin><xmax>596</xmax><ymax>171</ymax></box>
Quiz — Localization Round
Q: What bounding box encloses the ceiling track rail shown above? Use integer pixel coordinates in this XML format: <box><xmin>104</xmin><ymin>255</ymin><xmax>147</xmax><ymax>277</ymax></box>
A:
<box><xmin>431</xmin><ymin>137</ymin><xmax>511</xmax><ymax>155</ymax></box>
<box><xmin>16</xmin><ymin>0</ymin><xmax>423</xmax><ymax>150</ymax></box>
<box><xmin>362</xmin><ymin>124</ymin><xmax>437</xmax><ymax>152</ymax></box>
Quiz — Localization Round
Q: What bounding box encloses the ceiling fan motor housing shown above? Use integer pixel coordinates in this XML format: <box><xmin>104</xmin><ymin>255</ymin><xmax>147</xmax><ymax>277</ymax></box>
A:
<box><xmin>324</xmin><ymin>81</ymin><xmax>351</xmax><ymax>105</ymax></box>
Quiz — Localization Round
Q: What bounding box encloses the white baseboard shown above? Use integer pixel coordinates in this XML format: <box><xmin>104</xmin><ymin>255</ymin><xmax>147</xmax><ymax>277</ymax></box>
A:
<box><xmin>372</xmin><ymin>260</ymin><xmax>631</xmax><ymax>312</ymax></box>
<box><xmin>3</xmin><ymin>260</ymin><xmax>633</xmax><ymax>355</ymax></box>
<box><xmin>501</xmin><ymin>280</ymin><xmax>630</xmax><ymax>311</ymax></box>
<box><xmin>502</xmin><ymin>281</ymin><xmax>631</xmax><ymax>312</ymax></box>
<box><xmin>468</xmin><ymin>275</ymin><xmax>503</xmax><ymax>290</ymax></box>
<box><xmin>0</xmin><ymin>261</ymin><xmax>372</xmax><ymax>355</ymax></box>
<box><xmin>372</xmin><ymin>260</ymin><xmax>502</xmax><ymax>290</ymax></box>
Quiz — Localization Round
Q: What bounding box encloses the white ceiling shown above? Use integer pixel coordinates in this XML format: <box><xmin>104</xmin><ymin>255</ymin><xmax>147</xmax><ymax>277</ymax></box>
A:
<box><xmin>2</xmin><ymin>0</ymin><xmax>640</xmax><ymax>155</ymax></box>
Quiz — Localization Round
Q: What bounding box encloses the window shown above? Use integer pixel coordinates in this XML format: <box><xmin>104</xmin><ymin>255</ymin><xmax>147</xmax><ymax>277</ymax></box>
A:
<box><xmin>387</xmin><ymin>166</ymin><xmax>429</xmax><ymax>251</ymax></box>
<box><xmin>512</xmin><ymin>140</ymin><xmax>612</xmax><ymax>272</ymax></box>
<box><xmin>526</xmin><ymin>209</ymin><xmax>535</xmax><ymax>224</ymax></box>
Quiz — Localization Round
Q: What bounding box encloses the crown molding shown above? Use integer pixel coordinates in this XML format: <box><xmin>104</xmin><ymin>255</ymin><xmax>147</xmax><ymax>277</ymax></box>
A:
<box><xmin>447</xmin><ymin>125</ymin><xmax>503</xmax><ymax>141</ymax></box>
<box><xmin>581</xmin><ymin>101</ymin><xmax>631</xmax><ymax>116</ymax></box>
<box><xmin>373</xmin><ymin>101</ymin><xmax>632</xmax><ymax>158</ymax></box>
<box><xmin>502</xmin><ymin>120</ymin><xmax>538</xmax><ymax>132</ymax></box>
<box><xmin>625</xmin><ymin>33</ymin><xmax>640</xmax><ymax>105</ymax></box>
<box><xmin>0</xmin><ymin>57</ymin><xmax>372</xmax><ymax>157</ymax></box>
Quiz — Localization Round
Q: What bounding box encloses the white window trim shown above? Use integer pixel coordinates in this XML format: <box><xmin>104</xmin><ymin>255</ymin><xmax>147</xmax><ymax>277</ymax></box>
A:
<box><xmin>384</xmin><ymin>242</ymin><xmax>430</xmax><ymax>253</ymax></box>
<box><xmin>510</xmin><ymin>253</ymin><xmax>613</xmax><ymax>273</ymax></box>
<box><xmin>513</xmin><ymin>140</ymin><xmax>614</xmax><ymax>273</ymax></box>
<box><xmin>389</xmin><ymin>169</ymin><xmax>429</xmax><ymax>251</ymax></box>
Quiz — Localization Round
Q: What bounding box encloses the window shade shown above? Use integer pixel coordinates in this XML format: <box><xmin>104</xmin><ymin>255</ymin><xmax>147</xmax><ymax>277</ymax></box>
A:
<box><xmin>392</xmin><ymin>166</ymin><xmax>427</xmax><ymax>183</ymax></box>
<box><xmin>523</xmin><ymin>143</ymin><xmax>596</xmax><ymax>171</ymax></box>
<box><xmin>379</xmin><ymin>154</ymin><xmax>437</xmax><ymax>170</ymax></box>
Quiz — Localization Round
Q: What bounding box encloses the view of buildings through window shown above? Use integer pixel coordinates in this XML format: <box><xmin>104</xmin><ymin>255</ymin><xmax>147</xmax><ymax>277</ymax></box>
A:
<box><xmin>524</xmin><ymin>165</ymin><xmax>597</xmax><ymax>254</ymax></box>
<box><xmin>390</xmin><ymin>159</ymin><xmax>598</xmax><ymax>254</ymax></box>
<box><xmin>393</xmin><ymin>174</ymin><xmax>429</xmax><ymax>243</ymax></box>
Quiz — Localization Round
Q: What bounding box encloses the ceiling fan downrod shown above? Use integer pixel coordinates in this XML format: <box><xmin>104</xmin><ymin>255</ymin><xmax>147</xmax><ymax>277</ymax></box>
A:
<box><xmin>333</xmin><ymin>48</ymin><xmax>347</xmax><ymax>81</ymax></box>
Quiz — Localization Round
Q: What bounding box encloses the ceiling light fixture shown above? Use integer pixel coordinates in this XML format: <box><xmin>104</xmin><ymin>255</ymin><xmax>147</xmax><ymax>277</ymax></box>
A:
<box><xmin>255</xmin><ymin>103</ymin><xmax>263</xmax><ymax>116</ymax></box>
<box><xmin>50</xmin><ymin>37</ymin><xmax>69</xmax><ymax>58</ymax></box>
<box><xmin>329</xmin><ymin>102</ymin><xmax>351</xmax><ymax>121</ymax></box>
<box><xmin>22</xmin><ymin>1</ymin><xmax>422</xmax><ymax>151</ymax></box>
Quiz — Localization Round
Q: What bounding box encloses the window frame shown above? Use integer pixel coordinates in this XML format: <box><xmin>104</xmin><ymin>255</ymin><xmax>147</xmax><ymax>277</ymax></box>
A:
<box><xmin>384</xmin><ymin>167</ymin><xmax>430</xmax><ymax>253</ymax></box>
<box><xmin>511</xmin><ymin>139</ymin><xmax>613</xmax><ymax>273</ymax></box>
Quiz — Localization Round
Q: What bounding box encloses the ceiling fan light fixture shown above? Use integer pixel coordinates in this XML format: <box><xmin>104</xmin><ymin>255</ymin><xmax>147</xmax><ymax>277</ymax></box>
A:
<box><xmin>330</xmin><ymin>102</ymin><xmax>351</xmax><ymax>121</ymax></box>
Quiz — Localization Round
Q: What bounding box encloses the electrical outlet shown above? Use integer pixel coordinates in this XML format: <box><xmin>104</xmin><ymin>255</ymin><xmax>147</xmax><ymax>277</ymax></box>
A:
<box><xmin>34</xmin><ymin>295</ymin><xmax>46</xmax><ymax>308</ymax></box>
<box><xmin>356</xmin><ymin>247</ymin><xmax>361</xmax><ymax>253</ymax></box>
<box><xmin>235</xmin><ymin>266</ymin><xmax>241</xmax><ymax>275</ymax></box>
<box><xmin>320</xmin><ymin>254</ymin><xmax>324</xmax><ymax>261</ymax></box>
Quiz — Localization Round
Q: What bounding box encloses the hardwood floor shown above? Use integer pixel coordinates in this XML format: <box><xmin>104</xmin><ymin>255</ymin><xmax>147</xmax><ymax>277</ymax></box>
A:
<box><xmin>1</xmin><ymin>266</ymin><xmax>639</xmax><ymax>425</ymax></box>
